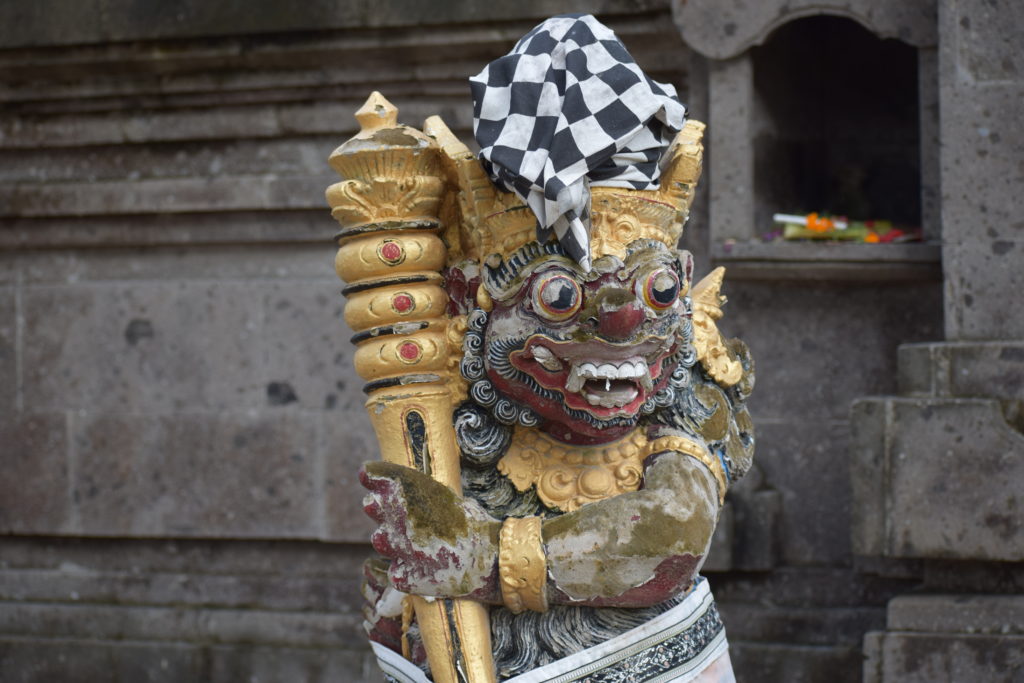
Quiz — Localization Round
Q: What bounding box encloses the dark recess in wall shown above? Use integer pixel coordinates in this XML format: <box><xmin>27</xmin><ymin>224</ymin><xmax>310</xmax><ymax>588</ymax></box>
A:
<box><xmin>752</xmin><ymin>16</ymin><xmax>921</xmax><ymax>234</ymax></box>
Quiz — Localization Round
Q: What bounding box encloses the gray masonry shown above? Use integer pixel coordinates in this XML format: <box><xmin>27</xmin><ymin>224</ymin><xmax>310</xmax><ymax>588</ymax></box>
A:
<box><xmin>1</xmin><ymin>1</ymin><xmax>1020</xmax><ymax>681</ymax></box>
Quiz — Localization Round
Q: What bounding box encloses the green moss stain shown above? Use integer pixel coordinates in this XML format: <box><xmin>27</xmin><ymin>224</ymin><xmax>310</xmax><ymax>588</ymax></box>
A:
<box><xmin>575</xmin><ymin>286</ymin><xmax>636</xmax><ymax>324</ymax></box>
<box><xmin>542</xmin><ymin>507</ymin><xmax>586</xmax><ymax>539</ymax></box>
<box><xmin>625</xmin><ymin>506</ymin><xmax>711</xmax><ymax>557</ymax></box>
<box><xmin>370</xmin><ymin>462</ymin><xmax>468</xmax><ymax>545</ymax></box>
<box><xmin>694</xmin><ymin>384</ymin><xmax>728</xmax><ymax>441</ymax></box>
<box><xmin>543</xmin><ymin>462</ymin><xmax>717</xmax><ymax>559</ymax></box>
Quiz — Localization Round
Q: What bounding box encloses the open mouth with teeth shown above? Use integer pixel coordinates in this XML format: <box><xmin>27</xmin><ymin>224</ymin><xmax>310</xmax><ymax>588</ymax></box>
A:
<box><xmin>510</xmin><ymin>334</ymin><xmax>679</xmax><ymax>420</ymax></box>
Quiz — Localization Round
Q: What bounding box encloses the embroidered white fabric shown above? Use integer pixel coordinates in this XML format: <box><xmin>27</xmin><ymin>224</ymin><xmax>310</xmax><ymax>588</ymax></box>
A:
<box><xmin>370</xmin><ymin>580</ymin><xmax>733</xmax><ymax>683</ymax></box>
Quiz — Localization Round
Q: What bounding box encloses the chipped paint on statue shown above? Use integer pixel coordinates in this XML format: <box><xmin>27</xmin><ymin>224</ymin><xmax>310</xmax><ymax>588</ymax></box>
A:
<box><xmin>328</xmin><ymin>15</ymin><xmax>755</xmax><ymax>683</ymax></box>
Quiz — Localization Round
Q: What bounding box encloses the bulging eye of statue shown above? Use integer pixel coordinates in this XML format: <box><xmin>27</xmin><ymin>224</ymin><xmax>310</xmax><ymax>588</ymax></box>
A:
<box><xmin>533</xmin><ymin>273</ymin><xmax>582</xmax><ymax>321</ymax></box>
<box><xmin>641</xmin><ymin>268</ymin><xmax>680</xmax><ymax>310</ymax></box>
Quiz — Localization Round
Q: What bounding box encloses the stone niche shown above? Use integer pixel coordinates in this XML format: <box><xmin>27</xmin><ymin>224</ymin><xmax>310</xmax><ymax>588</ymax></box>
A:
<box><xmin>750</xmin><ymin>16</ymin><xmax>922</xmax><ymax>239</ymax></box>
<box><xmin>673</xmin><ymin>0</ymin><xmax>941</xmax><ymax>279</ymax></box>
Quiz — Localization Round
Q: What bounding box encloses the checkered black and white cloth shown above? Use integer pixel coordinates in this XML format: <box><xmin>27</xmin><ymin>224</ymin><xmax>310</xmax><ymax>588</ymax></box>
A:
<box><xmin>470</xmin><ymin>14</ymin><xmax>687</xmax><ymax>271</ymax></box>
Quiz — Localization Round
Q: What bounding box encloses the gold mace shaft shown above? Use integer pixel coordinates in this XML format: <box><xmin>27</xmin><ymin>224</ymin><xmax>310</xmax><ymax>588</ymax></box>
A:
<box><xmin>328</xmin><ymin>92</ymin><xmax>496</xmax><ymax>683</ymax></box>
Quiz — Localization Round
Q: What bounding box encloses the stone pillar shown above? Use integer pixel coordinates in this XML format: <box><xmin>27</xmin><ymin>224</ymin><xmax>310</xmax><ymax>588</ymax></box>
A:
<box><xmin>937</xmin><ymin>0</ymin><xmax>1024</xmax><ymax>341</ymax></box>
<box><xmin>851</xmin><ymin>1</ymin><xmax>1024</xmax><ymax>679</ymax></box>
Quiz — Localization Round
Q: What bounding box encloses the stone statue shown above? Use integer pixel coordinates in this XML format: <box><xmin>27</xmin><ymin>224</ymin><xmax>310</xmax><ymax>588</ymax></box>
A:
<box><xmin>327</xmin><ymin>15</ymin><xmax>754</xmax><ymax>682</ymax></box>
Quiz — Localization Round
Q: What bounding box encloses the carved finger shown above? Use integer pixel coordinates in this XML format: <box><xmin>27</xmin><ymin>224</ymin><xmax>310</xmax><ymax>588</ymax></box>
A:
<box><xmin>388</xmin><ymin>563</ymin><xmax>412</xmax><ymax>593</ymax></box>
<box><xmin>362</xmin><ymin>493</ymin><xmax>384</xmax><ymax>523</ymax></box>
<box><xmin>363</xmin><ymin>460</ymin><xmax>411</xmax><ymax>484</ymax></box>
<box><xmin>370</xmin><ymin>528</ymin><xmax>396</xmax><ymax>557</ymax></box>
<box><xmin>363</xmin><ymin>557</ymin><xmax>391</xmax><ymax>590</ymax></box>
<box><xmin>365</xmin><ymin>460</ymin><xmax>458</xmax><ymax>510</ymax></box>
<box><xmin>361</xmin><ymin>578</ymin><xmax>381</xmax><ymax>604</ymax></box>
<box><xmin>358</xmin><ymin>462</ymin><xmax>396</xmax><ymax>494</ymax></box>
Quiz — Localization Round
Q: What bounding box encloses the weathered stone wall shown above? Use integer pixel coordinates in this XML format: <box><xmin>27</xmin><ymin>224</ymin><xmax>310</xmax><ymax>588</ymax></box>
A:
<box><xmin>2</xmin><ymin>1</ymin><xmax>1018</xmax><ymax>681</ymax></box>
<box><xmin>0</xmin><ymin>3</ymin><xmax>693</xmax><ymax>681</ymax></box>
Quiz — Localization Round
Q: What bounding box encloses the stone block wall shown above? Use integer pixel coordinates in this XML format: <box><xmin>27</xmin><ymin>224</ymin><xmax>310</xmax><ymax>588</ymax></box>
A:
<box><xmin>0</xmin><ymin>247</ymin><xmax>380</xmax><ymax>540</ymax></box>
<box><xmin>705</xmin><ymin>279</ymin><xmax>942</xmax><ymax>682</ymax></box>
<box><xmin>0</xmin><ymin>3</ymin><xmax>697</xmax><ymax>681</ymax></box>
<box><xmin>0</xmin><ymin>538</ymin><xmax>377</xmax><ymax>683</ymax></box>
<box><xmin>4</xmin><ymin>1</ymin><xmax>1017</xmax><ymax>681</ymax></box>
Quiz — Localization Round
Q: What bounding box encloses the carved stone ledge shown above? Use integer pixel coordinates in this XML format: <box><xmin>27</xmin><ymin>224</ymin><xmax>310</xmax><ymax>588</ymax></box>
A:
<box><xmin>863</xmin><ymin>596</ymin><xmax>1024</xmax><ymax>683</ymax></box>
<box><xmin>711</xmin><ymin>242</ymin><xmax>942</xmax><ymax>282</ymax></box>
<box><xmin>897</xmin><ymin>342</ymin><xmax>1024</xmax><ymax>400</ymax></box>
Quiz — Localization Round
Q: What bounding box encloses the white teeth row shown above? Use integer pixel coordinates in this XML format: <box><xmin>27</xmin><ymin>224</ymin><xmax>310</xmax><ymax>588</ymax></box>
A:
<box><xmin>565</xmin><ymin>359</ymin><xmax>653</xmax><ymax>393</ymax></box>
<box><xmin>531</xmin><ymin>346</ymin><xmax>563</xmax><ymax>372</ymax></box>
<box><xmin>577</xmin><ymin>361</ymin><xmax>647</xmax><ymax>380</ymax></box>
<box><xmin>584</xmin><ymin>385</ymin><xmax>639</xmax><ymax>408</ymax></box>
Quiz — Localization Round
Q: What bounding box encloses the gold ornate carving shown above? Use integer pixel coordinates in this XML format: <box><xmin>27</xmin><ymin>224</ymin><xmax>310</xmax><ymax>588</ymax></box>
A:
<box><xmin>344</xmin><ymin>284</ymin><xmax>447</xmax><ymax>330</ymax></box>
<box><xmin>327</xmin><ymin>94</ymin><xmax>444</xmax><ymax>230</ymax></box>
<box><xmin>499</xmin><ymin>427</ymin><xmax>648</xmax><ymax>512</ymax></box>
<box><xmin>353</xmin><ymin>330</ymin><xmax>450</xmax><ymax>379</ymax></box>
<box><xmin>589</xmin><ymin>189</ymin><xmax>681</xmax><ymax>261</ymax></box>
<box><xmin>334</xmin><ymin>232</ymin><xmax>448</xmax><ymax>282</ymax></box>
<box><xmin>329</xmin><ymin>93</ymin><xmax>494</xmax><ymax>683</ymax></box>
<box><xmin>691</xmin><ymin>267</ymin><xmax>743</xmax><ymax>387</ymax></box>
<box><xmin>326</xmin><ymin>176</ymin><xmax>445</xmax><ymax>228</ymax></box>
<box><xmin>328</xmin><ymin>94</ymin><xmax>441</xmax><ymax>196</ymax></box>
<box><xmin>587</xmin><ymin>120</ymin><xmax>705</xmax><ymax>260</ymax></box>
<box><xmin>444</xmin><ymin>316</ymin><xmax>469</xmax><ymax>406</ymax></box>
<box><xmin>499</xmin><ymin>426</ymin><xmax>726</xmax><ymax>511</ymax></box>
<box><xmin>499</xmin><ymin>516</ymin><xmax>549</xmax><ymax>614</ymax></box>
<box><xmin>423</xmin><ymin>115</ymin><xmax>535</xmax><ymax>262</ymax></box>
<box><xmin>476</xmin><ymin>283</ymin><xmax>494</xmax><ymax>312</ymax></box>
<box><xmin>658</xmin><ymin>119</ymin><xmax>705</xmax><ymax>223</ymax></box>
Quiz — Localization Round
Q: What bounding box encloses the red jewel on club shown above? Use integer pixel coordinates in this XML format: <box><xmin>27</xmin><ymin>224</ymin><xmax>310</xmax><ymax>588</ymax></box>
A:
<box><xmin>392</xmin><ymin>293</ymin><xmax>414</xmax><ymax>313</ymax></box>
<box><xmin>398</xmin><ymin>341</ymin><xmax>421</xmax><ymax>361</ymax></box>
<box><xmin>379</xmin><ymin>241</ymin><xmax>403</xmax><ymax>263</ymax></box>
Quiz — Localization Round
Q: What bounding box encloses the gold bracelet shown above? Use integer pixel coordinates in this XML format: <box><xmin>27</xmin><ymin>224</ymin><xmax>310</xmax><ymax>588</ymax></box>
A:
<box><xmin>498</xmin><ymin>516</ymin><xmax>548</xmax><ymax>614</ymax></box>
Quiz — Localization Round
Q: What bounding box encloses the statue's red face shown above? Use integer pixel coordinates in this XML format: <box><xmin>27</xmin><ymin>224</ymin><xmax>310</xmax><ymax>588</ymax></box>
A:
<box><xmin>481</xmin><ymin>243</ymin><xmax>692</xmax><ymax>444</ymax></box>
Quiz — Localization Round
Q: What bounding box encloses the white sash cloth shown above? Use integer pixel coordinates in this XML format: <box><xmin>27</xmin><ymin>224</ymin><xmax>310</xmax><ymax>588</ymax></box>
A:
<box><xmin>371</xmin><ymin>579</ymin><xmax>728</xmax><ymax>683</ymax></box>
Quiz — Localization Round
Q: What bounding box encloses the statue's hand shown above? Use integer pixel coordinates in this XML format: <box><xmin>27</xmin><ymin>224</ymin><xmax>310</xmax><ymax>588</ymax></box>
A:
<box><xmin>360</xmin><ymin>461</ymin><xmax>500</xmax><ymax>601</ymax></box>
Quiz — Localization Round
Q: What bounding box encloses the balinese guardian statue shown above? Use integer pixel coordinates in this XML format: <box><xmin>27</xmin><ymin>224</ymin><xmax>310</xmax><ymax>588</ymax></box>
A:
<box><xmin>326</xmin><ymin>15</ymin><xmax>754</xmax><ymax>683</ymax></box>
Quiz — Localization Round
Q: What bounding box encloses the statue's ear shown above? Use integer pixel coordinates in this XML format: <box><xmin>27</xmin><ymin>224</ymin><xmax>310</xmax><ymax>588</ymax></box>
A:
<box><xmin>658</xmin><ymin>119</ymin><xmax>705</xmax><ymax>222</ymax></box>
<box><xmin>443</xmin><ymin>262</ymin><xmax>482</xmax><ymax>317</ymax></box>
<box><xmin>676</xmin><ymin>249</ymin><xmax>694</xmax><ymax>289</ymax></box>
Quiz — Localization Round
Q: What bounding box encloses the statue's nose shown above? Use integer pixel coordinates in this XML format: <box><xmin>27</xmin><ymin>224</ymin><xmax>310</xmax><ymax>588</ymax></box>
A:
<box><xmin>597</xmin><ymin>293</ymin><xmax>645</xmax><ymax>341</ymax></box>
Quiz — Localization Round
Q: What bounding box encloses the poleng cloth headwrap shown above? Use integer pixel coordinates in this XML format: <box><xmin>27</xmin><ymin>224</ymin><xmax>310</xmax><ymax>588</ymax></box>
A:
<box><xmin>470</xmin><ymin>14</ymin><xmax>687</xmax><ymax>271</ymax></box>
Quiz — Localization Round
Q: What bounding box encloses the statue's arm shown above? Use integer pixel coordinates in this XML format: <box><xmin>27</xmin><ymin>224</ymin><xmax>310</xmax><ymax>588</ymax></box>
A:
<box><xmin>542</xmin><ymin>450</ymin><xmax>719</xmax><ymax>607</ymax></box>
<box><xmin>361</xmin><ymin>449</ymin><xmax>721</xmax><ymax>608</ymax></box>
